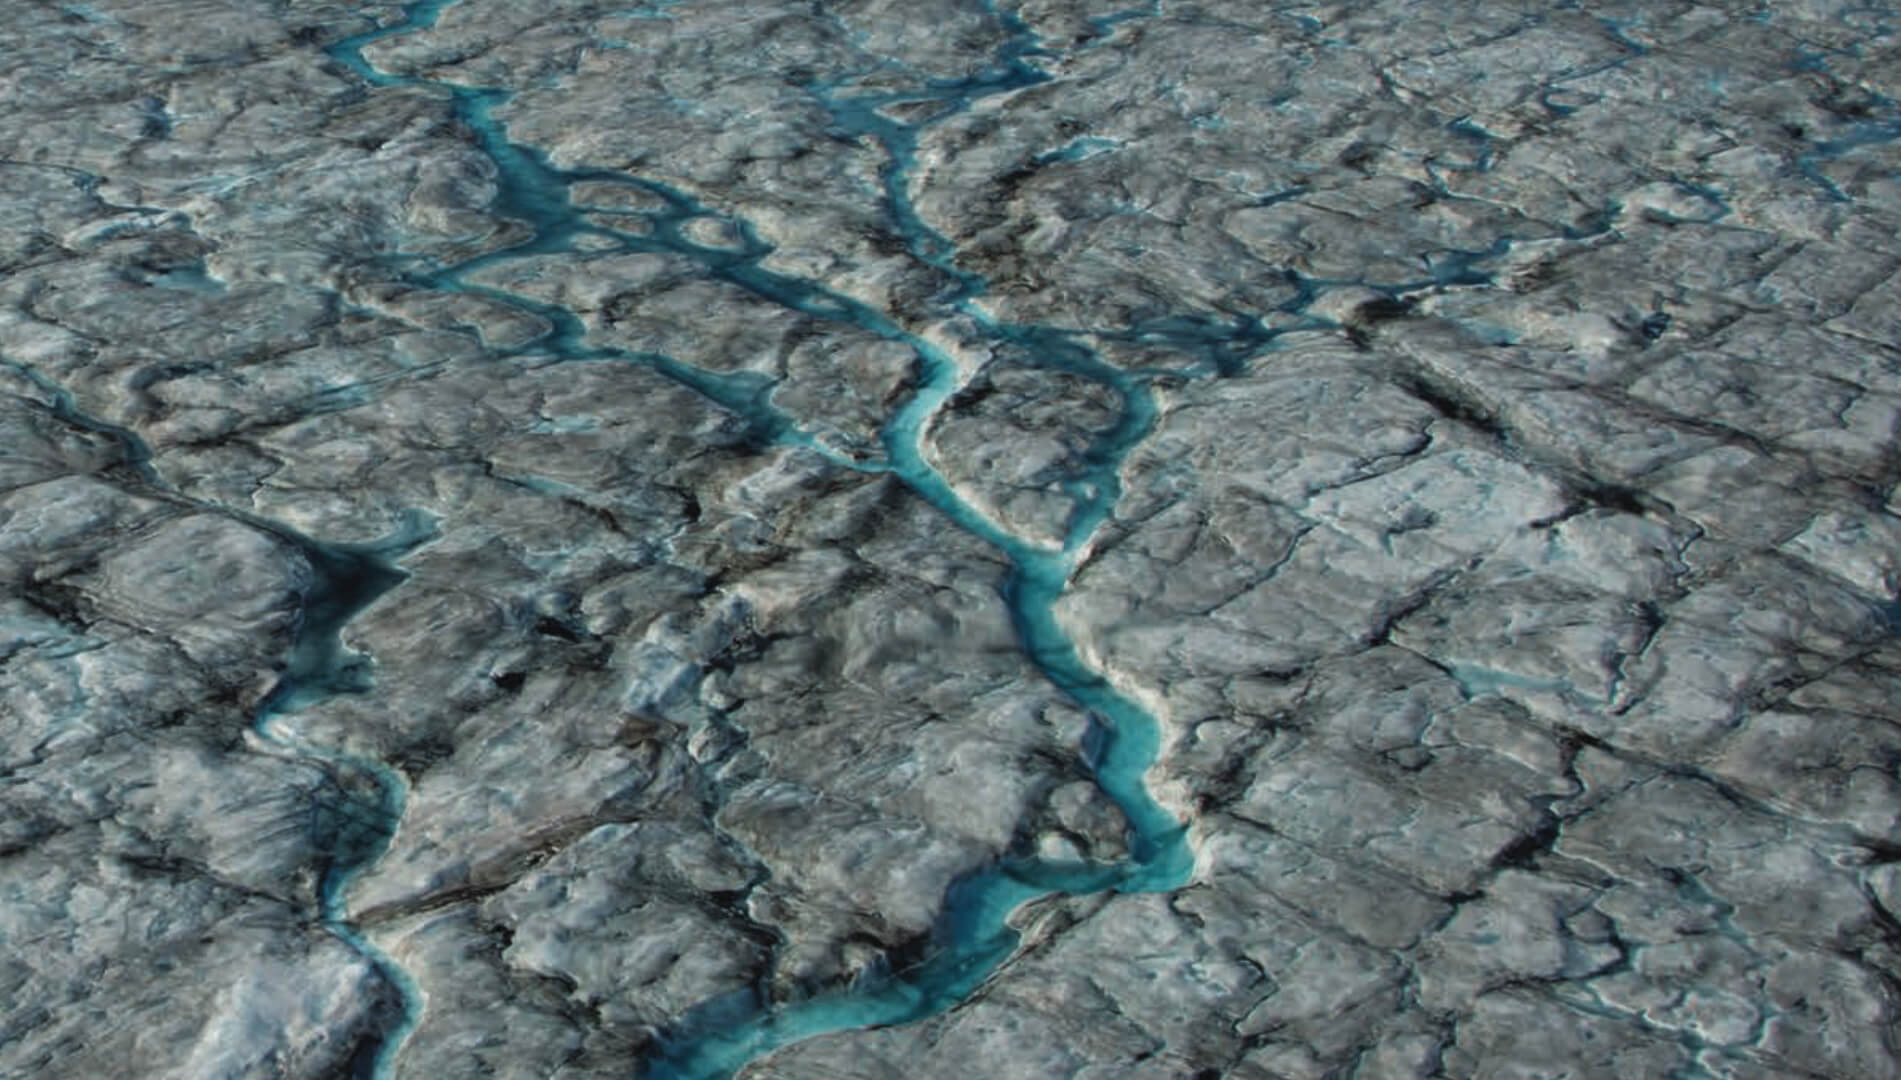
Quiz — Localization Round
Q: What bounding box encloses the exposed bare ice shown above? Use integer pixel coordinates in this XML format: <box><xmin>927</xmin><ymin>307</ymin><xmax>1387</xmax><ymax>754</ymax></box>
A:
<box><xmin>3</xmin><ymin>2</ymin><xmax>1900</xmax><ymax>1079</ymax></box>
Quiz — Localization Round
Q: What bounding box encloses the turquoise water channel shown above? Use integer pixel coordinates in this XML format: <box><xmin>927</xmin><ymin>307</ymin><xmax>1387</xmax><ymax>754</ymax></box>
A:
<box><xmin>318</xmin><ymin>1</ymin><xmax>1219</xmax><ymax>1075</ymax></box>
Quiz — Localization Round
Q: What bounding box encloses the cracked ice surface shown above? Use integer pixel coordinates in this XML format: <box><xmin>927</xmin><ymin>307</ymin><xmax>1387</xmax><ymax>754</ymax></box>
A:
<box><xmin>3</xmin><ymin>1</ymin><xmax>1900</xmax><ymax>1078</ymax></box>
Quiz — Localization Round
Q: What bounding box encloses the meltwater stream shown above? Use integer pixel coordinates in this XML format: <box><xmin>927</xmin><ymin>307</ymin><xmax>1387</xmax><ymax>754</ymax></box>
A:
<box><xmin>249</xmin><ymin>514</ymin><xmax>437</xmax><ymax>1080</ymax></box>
<box><xmin>316</xmin><ymin>2</ymin><xmax>1212</xmax><ymax>1076</ymax></box>
<box><xmin>3</xmin><ymin>354</ymin><xmax>435</xmax><ymax>1079</ymax></box>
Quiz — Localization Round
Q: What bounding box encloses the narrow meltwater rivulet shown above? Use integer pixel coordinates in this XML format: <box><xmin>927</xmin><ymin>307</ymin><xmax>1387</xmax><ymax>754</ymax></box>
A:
<box><xmin>249</xmin><ymin>514</ymin><xmax>437</xmax><ymax>1080</ymax></box>
<box><xmin>2</xmin><ymin>351</ymin><xmax>436</xmax><ymax>1080</ymax></box>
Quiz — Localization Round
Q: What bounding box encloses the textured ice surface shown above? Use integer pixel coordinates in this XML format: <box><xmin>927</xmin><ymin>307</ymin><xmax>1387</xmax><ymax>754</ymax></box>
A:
<box><xmin>3</xmin><ymin>1</ymin><xmax>1900</xmax><ymax>1078</ymax></box>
